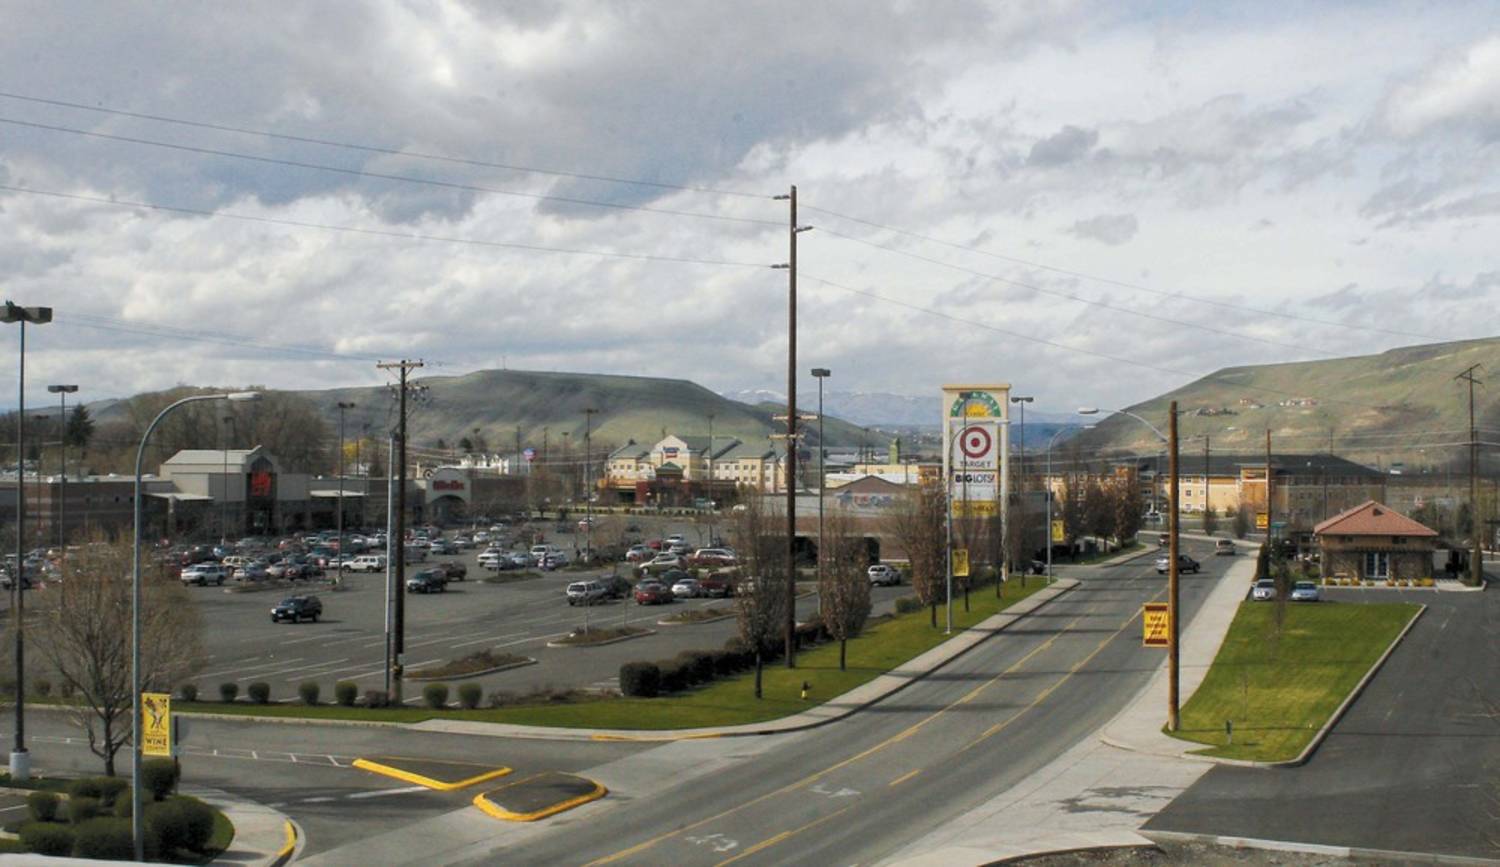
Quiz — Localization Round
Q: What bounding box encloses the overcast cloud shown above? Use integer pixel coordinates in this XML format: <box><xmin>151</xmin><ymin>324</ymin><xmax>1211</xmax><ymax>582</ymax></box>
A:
<box><xmin>2</xmin><ymin>0</ymin><xmax>1499</xmax><ymax>418</ymax></box>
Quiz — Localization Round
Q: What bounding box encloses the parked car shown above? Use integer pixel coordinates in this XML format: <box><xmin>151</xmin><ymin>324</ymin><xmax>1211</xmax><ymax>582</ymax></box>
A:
<box><xmin>406</xmin><ymin>569</ymin><xmax>448</xmax><ymax>594</ymax></box>
<box><xmin>698</xmin><ymin>572</ymin><xmax>736</xmax><ymax>598</ymax></box>
<box><xmin>530</xmin><ymin>544</ymin><xmax>564</xmax><ymax>565</ymax></box>
<box><xmin>689</xmin><ymin>548</ymin><xmax>737</xmax><ymax>567</ymax></box>
<box><xmin>577</xmin><ymin>516</ymin><xmax>597</xmax><ymax>529</ymax></box>
<box><xmin>1251</xmin><ymin>578</ymin><xmax>1277</xmax><ymax>601</ymax></box>
<box><xmin>506</xmin><ymin>551</ymin><xmax>533</xmax><ymax>570</ymax></box>
<box><xmin>180</xmin><ymin>563</ymin><xmax>229</xmax><ymax>586</ymax></box>
<box><xmin>665</xmin><ymin>534</ymin><xmax>685</xmax><ymax>546</ymax></box>
<box><xmin>347</xmin><ymin>554</ymin><xmax>387</xmax><ymax>573</ymax></box>
<box><xmin>440</xmin><ymin>561</ymin><xmax>468</xmax><ymax>581</ymax></box>
<box><xmin>867</xmin><ymin>564</ymin><xmax>901</xmax><ymax>586</ymax></box>
<box><xmin>1289</xmin><ymin>580</ymin><xmax>1320</xmax><ymax>602</ymax></box>
<box><xmin>671</xmin><ymin>577</ymin><xmax>702</xmax><ymax>598</ymax></box>
<box><xmin>1215</xmin><ymin>539</ymin><xmax>1236</xmax><ymax>556</ymax></box>
<box><xmin>539</xmin><ymin>553</ymin><xmax>569</xmax><ymax>570</ymax></box>
<box><xmin>270</xmin><ymin>595</ymin><xmax>323</xmax><ymax>623</ymax></box>
<box><xmin>566</xmin><ymin>580</ymin><xmax>608</xmax><ymax>606</ymax></box>
<box><xmin>600</xmin><ymin>575</ymin><xmax>633</xmax><ymax>599</ymax></box>
<box><xmin>427</xmin><ymin>540</ymin><xmax>457</xmax><ymax>556</ymax></box>
<box><xmin>646</xmin><ymin>552</ymin><xmax>683</xmax><ymax>571</ymax></box>
<box><xmin>1157</xmin><ymin>533</ymin><xmax>1169</xmax><ymax>546</ymax></box>
<box><xmin>235</xmin><ymin>561</ymin><xmax>271</xmax><ymax>582</ymax></box>
<box><xmin>625</xmin><ymin>544</ymin><xmax>653</xmax><ymax>563</ymax></box>
<box><xmin>1155</xmin><ymin>554</ymin><xmax>1201</xmax><ymax>574</ymax></box>
<box><xmin>633</xmin><ymin>581</ymin><xmax>674</xmax><ymax>605</ymax></box>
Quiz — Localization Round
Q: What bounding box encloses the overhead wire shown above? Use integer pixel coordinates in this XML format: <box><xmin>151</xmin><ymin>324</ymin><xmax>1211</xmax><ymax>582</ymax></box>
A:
<box><xmin>0</xmin><ymin>90</ymin><xmax>766</xmax><ymax>199</ymax></box>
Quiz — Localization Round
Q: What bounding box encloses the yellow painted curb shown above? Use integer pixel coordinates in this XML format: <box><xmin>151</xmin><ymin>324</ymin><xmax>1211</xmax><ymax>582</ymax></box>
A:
<box><xmin>352</xmin><ymin>757</ymin><xmax>513</xmax><ymax>791</ymax></box>
<box><xmin>590</xmin><ymin>731</ymin><xmax>724</xmax><ymax>743</ymax></box>
<box><xmin>472</xmin><ymin>776</ymin><xmax>607</xmax><ymax>821</ymax></box>
<box><xmin>269</xmin><ymin>820</ymin><xmax>297</xmax><ymax>867</ymax></box>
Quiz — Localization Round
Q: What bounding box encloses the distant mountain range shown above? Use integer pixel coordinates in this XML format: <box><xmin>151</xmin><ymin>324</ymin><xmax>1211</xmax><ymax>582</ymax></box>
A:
<box><xmin>720</xmin><ymin>388</ymin><xmax>1080</xmax><ymax>429</ymax></box>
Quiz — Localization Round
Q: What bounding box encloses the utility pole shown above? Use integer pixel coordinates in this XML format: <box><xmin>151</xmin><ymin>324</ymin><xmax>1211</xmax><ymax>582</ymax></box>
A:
<box><xmin>1265</xmin><ymin>429</ymin><xmax>1273</xmax><ymax>540</ymax></box>
<box><xmin>1457</xmin><ymin>364</ymin><xmax>1484</xmax><ymax>586</ymax></box>
<box><xmin>46</xmin><ymin>385</ymin><xmax>77</xmax><ymax>551</ymax></box>
<box><xmin>584</xmin><ymin>408</ymin><xmax>597</xmax><ymax>562</ymax></box>
<box><xmin>1167</xmin><ymin>400</ymin><xmax>1181</xmax><ymax>732</ymax></box>
<box><xmin>336</xmin><ymin>402</ymin><xmax>355</xmax><ymax>579</ymax></box>
<box><xmin>515</xmin><ymin>426</ymin><xmax>522</xmax><ymax>476</ymax></box>
<box><xmin>1324</xmin><ymin>428</ymin><xmax>1332</xmax><ymax>521</ymax></box>
<box><xmin>377</xmin><ymin>359</ymin><xmax>422</xmax><ymax>701</ymax></box>
<box><xmin>706</xmin><ymin>413</ymin><xmax>716</xmax><ymax>545</ymax></box>
<box><xmin>773</xmin><ymin>184</ymin><xmax>812</xmax><ymax>668</ymax></box>
<box><xmin>1203</xmin><ymin>434</ymin><xmax>1210</xmax><ymax>527</ymax></box>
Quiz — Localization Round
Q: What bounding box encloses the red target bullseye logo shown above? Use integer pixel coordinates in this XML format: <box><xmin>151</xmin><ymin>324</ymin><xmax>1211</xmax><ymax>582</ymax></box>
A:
<box><xmin>959</xmin><ymin>425</ymin><xmax>992</xmax><ymax>460</ymax></box>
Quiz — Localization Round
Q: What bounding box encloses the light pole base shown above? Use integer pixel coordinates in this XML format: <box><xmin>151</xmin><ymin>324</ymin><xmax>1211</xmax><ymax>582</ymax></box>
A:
<box><xmin>9</xmin><ymin>749</ymin><xmax>31</xmax><ymax>781</ymax></box>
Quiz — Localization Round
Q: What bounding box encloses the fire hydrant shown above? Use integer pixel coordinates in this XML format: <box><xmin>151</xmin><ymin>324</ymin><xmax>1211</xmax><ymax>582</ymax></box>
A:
<box><xmin>800</xmin><ymin>681</ymin><xmax>810</xmax><ymax>700</ymax></box>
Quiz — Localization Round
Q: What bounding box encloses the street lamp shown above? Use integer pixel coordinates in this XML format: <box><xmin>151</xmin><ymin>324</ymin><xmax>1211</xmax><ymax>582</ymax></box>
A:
<box><xmin>336</xmin><ymin>402</ymin><xmax>356</xmax><ymax>577</ymax></box>
<box><xmin>811</xmin><ymin>368</ymin><xmax>830</xmax><ymax>612</ymax></box>
<box><xmin>220</xmin><ymin>415</ymin><xmax>237</xmax><ymax>546</ymax></box>
<box><xmin>46</xmin><ymin>385</ymin><xmax>78</xmax><ymax>553</ymax></box>
<box><xmin>1010</xmin><ymin>396</ymin><xmax>1033</xmax><ymax>577</ymax></box>
<box><xmin>1078</xmin><ymin>404</ymin><xmax>1181</xmax><ymax>732</ymax></box>
<box><xmin>3</xmin><ymin>301</ymin><xmax>52</xmax><ymax>781</ymax></box>
<box><xmin>132</xmin><ymin>390</ymin><xmax>259</xmax><ymax>859</ymax></box>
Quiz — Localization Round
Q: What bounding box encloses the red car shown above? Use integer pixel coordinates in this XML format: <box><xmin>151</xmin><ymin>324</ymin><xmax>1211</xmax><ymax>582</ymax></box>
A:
<box><xmin>697</xmin><ymin>573</ymin><xmax>736</xmax><ymax>598</ymax></box>
<box><xmin>633</xmin><ymin>582</ymin><xmax>674</xmax><ymax>605</ymax></box>
<box><xmin>646</xmin><ymin>539</ymin><xmax>664</xmax><ymax>550</ymax></box>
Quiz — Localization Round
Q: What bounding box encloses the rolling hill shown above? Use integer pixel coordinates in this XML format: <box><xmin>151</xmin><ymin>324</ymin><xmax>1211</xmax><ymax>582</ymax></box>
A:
<box><xmin>1072</xmin><ymin>336</ymin><xmax>1500</xmax><ymax>470</ymax></box>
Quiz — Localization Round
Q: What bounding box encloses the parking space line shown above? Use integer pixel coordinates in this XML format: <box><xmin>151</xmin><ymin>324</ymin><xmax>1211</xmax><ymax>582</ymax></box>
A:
<box><xmin>199</xmin><ymin>657</ymin><xmax>302</xmax><ymax>680</ymax></box>
<box><xmin>451</xmin><ymin>631</ymin><xmax>528</xmax><ymax>648</ymax></box>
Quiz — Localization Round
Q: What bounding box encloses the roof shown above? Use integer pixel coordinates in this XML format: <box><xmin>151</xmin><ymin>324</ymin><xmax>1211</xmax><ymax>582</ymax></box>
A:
<box><xmin>1123</xmin><ymin>453</ymin><xmax>1385</xmax><ymax>479</ymax></box>
<box><xmin>608</xmin><ymin>440</ymin><xmax>650</xmax><ymax>460</ymax></box>
<box><xmin>1313</xmin><ymin>500</ymin><xmax>1437</xmax><ymax>537</ymax></box>
<box><xmin>162</xmin><ymin>448</ymin><xmax>259</xmax><ymax>466</ymax></box>
<box><xmin>717</xmin><ymin>441</ymin><xmax>779</xmax><ymax>461</ymax></box>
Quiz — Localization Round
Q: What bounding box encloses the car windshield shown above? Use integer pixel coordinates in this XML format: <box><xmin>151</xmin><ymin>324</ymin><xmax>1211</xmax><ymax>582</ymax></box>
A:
<box><xmin>1294</xmin><ymin>582</ymin><xmax>1316</xmax><ymax>590</ymax></box>
<box><xmin>278</xmin><ymin>598</ymin><xmax>301</xmax><ymax>606</ymax></box>
<box><xmin>1255</xmin><ymin>580</ymin><xmax>1275</xmax><ymax>588</ymax></box>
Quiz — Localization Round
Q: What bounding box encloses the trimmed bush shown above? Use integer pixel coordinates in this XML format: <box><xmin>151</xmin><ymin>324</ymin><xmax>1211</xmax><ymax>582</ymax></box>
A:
<box><xmin>656</xmin><ymin>659</ymin><xmax>691</xmax><ymax>694</ymax></box>
<box><xmin>67</xmin><ymin>777</ymin><xmax>105</xmax><ymax>800</ymax></box>
<box><xmin>19</xmin><ymin>822</ymin><xmax>73</xmax><ymax>857</ymax></box>
<box><xmin>676</xmin><ymin>650</ymin><xmax>715</xmax><ymax>685</ymax></box>
<box><xmin>113</xmin><ymin>795</ymin><xmax>133</xmax><ymax>818</ymax></box>
<box><xmin>894</xmin><ymin>595</ymin><xmax>925</xmax><ymax>614</ymax></box>
<box><xmin>363</xmin><ymin>689</ymin><xmax>390</xmax><ymax>708</ymax></box>
<box><xmin>247</xmin><ymin>681</ymin><xmax>271</xmax><ymax>704</ymax></box>
<box><xmin>95</xmin><ymin>776</ymin><xmax>129</xmax><ymax>808</ymax></box>
<box><xmin>141</xmin><ymin>758</ymin><xmax>180</xmax><ymax>801</ymax></box>
<box><xmin>712</xmin><ymin>649</ymin><xmax>742</xmax><ymax>677</ymax></box>
<box><xmin>147</xmin><ymin>796</ymin><xmax>214</xmax><ymax>853</ymax></box>
<box><xmin>334</xmin><ymin>680</ymin><xmax>358</xmax><ymax>707</ymax></box>
<box><xmin>298</xmin><ymin>681</ymin><xmax>320</xmax><ymax>705</ymax></box>
<box><xmin>218</xmin><ymin>682</ymin><xmax>239</xmax><ymax>702</ymax></box>
<box><xmin>178</xmin><ymin>683</ymin><xmax>198</xmax><ymax>702</ymax></box>
<box><xmin>618</xmin><ymin>661</ymin><xmax>660</xmax><ymax>698</ymax></box>
<box><xmin>26</xmin><ymin>790</ymin><xmax>59</xmax><ymax>822</ymax></box>
<box><xmin>66</xmin><ymin>796</ymin><xmax>101</xmax><ymax>825</ymax></box>
<box><xmin>71</xmin><ymin>817</ymin><xmax>134</xmax><ymax>860</ymax></box>
<box><xmin>422</xmin><ymin>683</ymin><xmax>450</xmax><ymax>709</ymax></box>
<box><xmin>457</xmin><ymin>683</ymin><xmax>483</xmax><ymax>709</ymax></box>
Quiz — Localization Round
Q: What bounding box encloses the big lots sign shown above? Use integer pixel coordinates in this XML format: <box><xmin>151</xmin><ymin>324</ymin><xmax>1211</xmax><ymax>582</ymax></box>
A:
<box><xmin>433</xmin><ymin>479</ymin><xmax>465</xmax><ymax>491</ymax></box>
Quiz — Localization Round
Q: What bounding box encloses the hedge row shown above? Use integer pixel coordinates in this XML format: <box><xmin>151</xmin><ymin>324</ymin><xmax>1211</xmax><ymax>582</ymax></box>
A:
<box><xmin>619</xmin><ymin>619</ymin><xmax>831</xmax><ymax>697</ymax></box>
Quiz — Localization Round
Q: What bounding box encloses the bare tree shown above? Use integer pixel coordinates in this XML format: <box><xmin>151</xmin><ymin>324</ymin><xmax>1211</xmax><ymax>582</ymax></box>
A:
<box><xmin>36</xmin><ymin>535</ymin><xmax>203</xmax><ymax>776</ymax></box>
<box><xmin>884</xmin><ymin>482</ymin><xmax>947</xmax><ymax>627</ymax></box>
<box><xmin>732</xmin><ymin>496</ymin><xmax>788</xmax><ymax>698</ymax></box>
<box><xmin>1110</xmin><ymin>475</ymin><xmax>1143</xmax><ymax>545</ymax></box>
<box><xmin>1202</xmin><ymin>505</ymin><xmax>1220</xmax><ymax>537</ymax></box>
<box><xmin>819</xmin><ymin>508</ymin><xmax>872</xmax><ymax>670</ymax></box>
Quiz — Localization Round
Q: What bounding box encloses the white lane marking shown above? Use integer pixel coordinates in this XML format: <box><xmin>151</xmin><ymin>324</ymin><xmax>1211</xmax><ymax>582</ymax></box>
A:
<box><xmin>199</xmin><ymin>657</ymin><xmax>304</xmax><ymax>680</ymax></box>
<box><xmin>346</xmin><ymin>785</ymin><xmax>427</xmax><ymax>800</ymax></box>
<box><xmin>240</xmin><ymin>658</ymin><xmax>350</xmax><ymax>681</ymax></box>
<box><xmin>301</xmin><ymin>796</ymin><xmax>336</xmax><ymax>803</ymax></box>
<box><xmin>450</xmin><ymin>631</ymin><xmax>528</xmax><ymax>648</ymax></box>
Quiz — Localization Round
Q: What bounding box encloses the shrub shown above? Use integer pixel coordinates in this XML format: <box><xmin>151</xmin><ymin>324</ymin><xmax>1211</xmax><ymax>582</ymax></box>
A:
<box><xmin>71</xmin><ymin>817</ymin><xmax>135</xmax><ymax>860</ymax></box>
<box><xmin>457</xmin><ymin>683</ymin><xmax>483</xmax><ymax>709</ymax></box>
<box><xmin>247</xmin><ymin>681</ymin><xmax>271</xmax><ymax>704</ymax></box>
<box><xmin>67</xmin><ymin>777</ymin><xmax>105</xmax><ymax>800</ymax></box>
<box><xmin>65</xmin><ymin>796</ymin><xmax>101</xmax><ymax>824</ymax></box>
<box><xmin>26</xmin><ymin>790</ymin><xmax>59</xmax><ymax>822</ymax></box>
<box><xmin>656</xmin><ymin>659</ymin><xmax>691</xmax><ymax>694</ymax></box>
<box><xmin>795</xmin><ymin>620</ymin><xmax>824</xmax><ymax>646</ymax></box>
<box><xmin>894</xmin><ymin>595</ymin><xmax>925</xmax><ymax>614</ymax></box>
<box><xmin>178</xmin><ymin>683</ymin><xmax>198</xmax><ymax>702</ymax></box>
<box><xmin>147</xmin><ymin>797</ymin><xmax>215</xmax><ymax>853</ymax></box>
<box><xmin>95</xmin><ymin>776</ymin><xmax>129</xmax><ymax>808</ymax></box>
<box><xmin>298</xmin><ymin>681</ymin><xmax>320</xmax><ymax>705</ymax></box>
<box><xmin>141</xmin><ymin>758</ymin><xmax>180</xmax><ymax>801</ymax></box>
<box><xmin>618</xmin><ymin>661</ymin><xmax>661</xmax><ymax>698</ymax></box>
<box><xmin>33</xmin><ymin>678</ymin><xmax>51</xmax><ymax>698</ymax></box>
<box><xmin>712</xmin><ymin>649</ymin><xmax>742</xmax><ymax>677</ymax></box>
<box><xmin>334</xmin><ymin>681</ymin><xmax>358</xmax><ymax>706</ymax></box>
<box><xmin>423</xmin><ymin>683</ymin><xmax>450</xmax><ymax>709</ymax></box>
<box><xmin>362</xmin><ymin>689</ymin><xmax>390</xmax><ymax>708</ymax></box>
<box><xmin>218</xmin><ymin>682</ymin><xmax>239</xmax><ymax>703</ymax></box>
<box><xmin>113</xmin><ymin>795</ymin><xmax>133</xmax><ymax>818</ymax></box>
<box><xmin>19</xmin><ymin>822</ymin><xmax>73</xmax><ymax>857</ymax></box>
<box><xmin>676</xmin><ymin>650</ymin><xmax>715</xmax><ymax>685</ymax></box>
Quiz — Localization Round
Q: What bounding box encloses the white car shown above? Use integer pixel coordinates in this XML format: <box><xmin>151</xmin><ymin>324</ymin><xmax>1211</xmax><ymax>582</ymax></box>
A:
<box><xmin>671</xmin><ymin>578</ymin><xmax>701</xmax><ymax>598</ymax></box>
<box><xmin>665</xmin><ymin>534</ymin><xmax>686</xmax><ymax>546</ymax></box>
<box><xmin>180</xmin><ymin>563</ymin><xmax>228</xmax><ymax>586</ymax></box>
<box><xmin>566</xmin><ymin>580</ymin><xmax>608</xmax><ymax>606</ymax></box>
<box><xmin>1251</xmin><ymin>579</ymin><xmax>1277</xmax><ymax>601</ymax></box>
<box><xmin>867</xmin><ymin>564</ymin><xmax>901</xmax><ymax>586</ymax></box>
<box><xmin>346</xmin><ymin>554</ymin><xmax>386</xmax><ymax>573</ymax></box>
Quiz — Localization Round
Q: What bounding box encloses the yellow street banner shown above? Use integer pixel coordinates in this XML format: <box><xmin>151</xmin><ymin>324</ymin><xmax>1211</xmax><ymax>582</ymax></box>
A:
<box><xmin>952</xmin><ymin>500</ymin><xmax>997</xmax><ymax>517</ymax></box>
<box><xmin>141</xmin><ymin>692</ymin><xmax>172</xmax><ymax>757</ymax></box>
<box><xmin>1255</xmin><ymin>512</ymin><xmax>1269</xmax><ymax>530</ymax></box>
<box><xmin>1051</xmin><ymin>519</ymin><xmax>1066</xmax><ymax>543</ymax></box>
<box><xmin>952</xmin><ymin>548</ymin><xmax>970</xmax><ymax>577</ymax></box>
<box><xmin>1142</xmin><ymin>603</ymin><xmax>1170</xmax><ymax>648</ymax></box>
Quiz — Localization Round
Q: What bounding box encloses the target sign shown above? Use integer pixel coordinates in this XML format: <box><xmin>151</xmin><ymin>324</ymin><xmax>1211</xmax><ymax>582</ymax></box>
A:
<box><xmin>958</xmin><ymin>425</ymin><xmax>994</xmax><ymax>461</ymax></box>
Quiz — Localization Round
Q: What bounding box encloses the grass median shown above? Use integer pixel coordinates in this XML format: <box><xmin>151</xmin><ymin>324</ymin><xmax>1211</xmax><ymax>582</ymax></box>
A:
<box><xmin>175</xmin><ymin>579</ymin><xmax>1046</xmax><ymax>730</ymax></box>
<box><xmin>1169</xmin><ymin>600</ymin><xmax>1420</xmax><ymax>762</ymax></box>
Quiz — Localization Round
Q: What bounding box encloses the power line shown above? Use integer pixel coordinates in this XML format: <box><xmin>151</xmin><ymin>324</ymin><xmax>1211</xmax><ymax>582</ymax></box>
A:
<box><xmin>0</xmin><ymin>90</ymin><xmax>767</xmax><ymax>200</ymax></box>
<box><xmin>0</xmin><ymin>183</ymin><xmax>773</xmax><ymax>268</ymax></box>
<box><xmin>0</xmin><ymin>116</ymin><xmax>782</xmax><ymax>228</ymax></box>
<box><xmin>61</xmin><ymin>314</ymin><xmax>391</xmax><ymax>364</ymax></box>
<box><xmin>802</xmin><ymin>202</ymin><xmax>1455</xmax><ymax>344</ymax></box>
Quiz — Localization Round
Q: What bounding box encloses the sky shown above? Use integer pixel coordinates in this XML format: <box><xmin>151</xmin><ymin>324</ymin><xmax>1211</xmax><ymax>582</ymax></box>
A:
<box><xmin>2</xmin><ymin>0</ymin><xmax>1498</xmax><ymax>419</ymax></box>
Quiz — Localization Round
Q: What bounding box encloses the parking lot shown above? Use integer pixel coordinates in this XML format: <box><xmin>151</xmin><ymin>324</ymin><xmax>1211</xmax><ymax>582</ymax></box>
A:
<box><xmin>181</xmin><ymin>517</ymin><xmax>911</xmax><ymax>704</ymax></box>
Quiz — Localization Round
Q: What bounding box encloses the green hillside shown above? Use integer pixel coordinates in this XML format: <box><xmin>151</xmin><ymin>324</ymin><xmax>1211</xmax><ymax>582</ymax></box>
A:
<box><xmin>1074</xmin><ymin>336</ymin><xmax>1500</xmax><ymax>469</ymax></box>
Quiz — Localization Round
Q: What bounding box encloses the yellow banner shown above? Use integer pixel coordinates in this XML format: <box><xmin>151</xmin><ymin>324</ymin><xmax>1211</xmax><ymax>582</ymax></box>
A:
<box><xmin>952</xmin><ymin>549</ymin><xmax>969</xmax><ymax>578</ymax></box>
<box><xmin>1255</xmin><ymin>512</ymin><xmax>1269</xmax><ymax>530</ymax></box>
<box><xmin>1051</xmin><ymin>519</ymin><xmax>1066</xmax><ymax>543</ymax></box>
<box><xmin>1142</xmin><ymin>603</ymin><xmax>1170</xmax><ymax>648</ymax></box>
<box><xmin>141</xmin><ymin>692</ymin><xmax>172</xmax><ymax>757</ymax></box>
<box><xmin>952</xmin><ymin>500</ymin><xmax>997</xmax><ymax>517</ymax></box>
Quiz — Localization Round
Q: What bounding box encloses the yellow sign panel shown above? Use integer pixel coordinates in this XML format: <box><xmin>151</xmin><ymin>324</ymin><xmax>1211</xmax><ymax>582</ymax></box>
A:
<box><xmin>953</xmin><ymin>500</ymin><xmax>997</xmax><ymax>517</ymax></box>
<box><xmin>1142</xmin><ymin>603</ymin><xmax>1170</xmax><ymax>648</ymax></box>
<box><xmin>1051</xmin><ymin>519</ymin><xmax>1066</xmax><ymax>543</ymax></box>
<box><xmin>952</xmin><ymin>549</ymin><xmax>970</xmax><ymax>578</ymax></box>
<box><xmin>141</xmin><ymin>692</ymin><xmax>172</xmax><ymax>757</ymax></box>
<box><xmin>1255</xmin><ymin>512</ymin><xmax>1269</xmax><ymax>530</ymax></box>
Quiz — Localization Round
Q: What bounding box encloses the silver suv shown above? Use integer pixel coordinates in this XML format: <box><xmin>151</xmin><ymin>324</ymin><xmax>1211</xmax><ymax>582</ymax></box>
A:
<box><xmin>180</xmin><ymin>563</ymin><xmax>228</xmax><ymax>586</ymax></box>
<box><xmin>566</xmin><ymin>580</ymin><xmax>607</xmax><ymax>606</ymax></box>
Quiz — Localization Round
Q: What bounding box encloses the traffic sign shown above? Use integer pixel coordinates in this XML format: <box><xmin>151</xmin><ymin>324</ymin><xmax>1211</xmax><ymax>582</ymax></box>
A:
<box><xmin>1142</xmin><ymin>603</ymin><xmax>1170</xmax><ymax>648</ymax></box>
<box><xmin>1051</xmin><ymin>519</ymin><xmax>1066</xmax><ymax>543</ymax></box>
<box><xmin>141</xmin><ymin>692</ymin><xmax>172</xmax><ymax>757</ymax></box>
<box><xmin>952</xmin><ymin>548</ymin><xmax>970</xmax><ymax>577</ymax></box>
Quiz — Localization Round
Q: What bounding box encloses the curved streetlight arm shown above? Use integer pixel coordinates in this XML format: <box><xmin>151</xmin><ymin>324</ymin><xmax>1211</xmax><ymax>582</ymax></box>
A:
<box><xmin>1077</xmin><ymin>407</ymin><xmax>1168</xmax><ymax>443</ymax></box>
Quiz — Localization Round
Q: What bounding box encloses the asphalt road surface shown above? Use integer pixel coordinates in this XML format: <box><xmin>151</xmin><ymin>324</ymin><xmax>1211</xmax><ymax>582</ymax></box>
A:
<box><xmin>1146</xmin><ymin>583</ymin><xmax>1499</xmax><ymax>859</ymax></box>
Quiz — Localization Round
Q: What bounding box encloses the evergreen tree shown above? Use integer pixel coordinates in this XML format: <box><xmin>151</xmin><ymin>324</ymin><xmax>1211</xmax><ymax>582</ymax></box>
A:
<box><xmin>65</xmin><ymin>404</ymin><xmax>95</xmax><ymax>449</ymax></box>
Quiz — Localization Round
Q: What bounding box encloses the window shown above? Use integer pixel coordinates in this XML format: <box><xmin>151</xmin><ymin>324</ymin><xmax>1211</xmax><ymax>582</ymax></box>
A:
<box><xmin>1364</xmin><ymin>551</ymin><xmax>1389</xmax><ymax>579</ymax></box>
<box><xmin>1392</xmin><ymin>536</ymin><xmax>1405</xmax><ymax>545</ymax></box>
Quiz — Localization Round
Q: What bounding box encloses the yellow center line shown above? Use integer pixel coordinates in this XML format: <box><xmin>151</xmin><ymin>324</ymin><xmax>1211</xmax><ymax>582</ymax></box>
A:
<box><xmin>888</xmin><ymin>768</ymin><xmax>921</xmax><ymax>787</ymax></box>
<box><xmin>713</xmin><ymin>804</ymin><xmax>856</xmax><ymax>867</ymax></box>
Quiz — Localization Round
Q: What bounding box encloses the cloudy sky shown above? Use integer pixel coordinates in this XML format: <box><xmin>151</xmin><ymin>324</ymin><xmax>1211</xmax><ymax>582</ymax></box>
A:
<box><xmin>2</xmin><ymin>0</ymin><xmax>1498</xmax><ymax>418</ymax></box>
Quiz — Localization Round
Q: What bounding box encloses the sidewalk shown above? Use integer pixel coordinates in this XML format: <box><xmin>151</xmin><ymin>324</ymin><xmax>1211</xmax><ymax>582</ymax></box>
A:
<box><xmin>407</xmin><ymin>578</ymin><xmax>1080</xmax><ymax>742</ymax></box>
<box><xmin>194</xmin><ymin>785</ymin><xmax>298</xmax><ymax>867</ymax></box>
<box><xmin>881</xmin><ymin>557</ymin><xmax>1255</xmax><ymax>865</ymax></box>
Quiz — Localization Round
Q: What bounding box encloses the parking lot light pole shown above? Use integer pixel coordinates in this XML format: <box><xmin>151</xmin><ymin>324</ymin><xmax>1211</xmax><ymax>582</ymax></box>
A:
<box><xmin>47</xmin><ymin>385</ymin><xmax>78</xmax><ymax>552</ymax></box>
<box><xmin>132</xmin><ymin>390</ymin><xmax>259</xmax><ymax>860</ymax></box>
<box><xmin>3</xmin><ymin>302</ymin><xmax>52</xmax><ymax>782</ymax></box>
<box><xmin>811</xmin><ymin>368</ymin><xmax>830</xmax><ymax>614</ymax></box>
<box><xmin>1078</xmin><ymin>405</ymin><xmax>1179</xmax><ymax>731</ymax></box>
<box><xmin>336</xmin><ymin>402</ymin><xmax>355</xmax><ymax>577</ymax></box>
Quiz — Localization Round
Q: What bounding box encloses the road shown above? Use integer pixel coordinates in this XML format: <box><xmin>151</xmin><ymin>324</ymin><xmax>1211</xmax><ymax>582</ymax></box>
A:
<box><xmin>1146</xmin><ymin>583</ymin><xmax>1499</xmax><ymax>859</ymax></box>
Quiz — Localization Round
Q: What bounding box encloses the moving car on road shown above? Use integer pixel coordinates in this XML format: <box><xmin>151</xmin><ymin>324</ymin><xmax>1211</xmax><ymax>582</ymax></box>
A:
<box><xmin>868</xmin><ymin>564</ymin><xmax>901</xmax><ymax>586</ymax></box>
<box><xmin>1290</xmin><ymin>580</ymin><xmax>1320</xmax><ymax>602</ymax></box>
<box><xmin>270</xmin><ymin>595</ymin><xmax>323</xmax><ymax>623</ymax></box>
<box><xmin>1155</xmin><ymin>554</ymin><xmax>1201</xmax><ymax>574</ymax></box>
<box><xmin>1251</xmin><ymin>578</ymin><xmax>1277</xmax><ymax>601</ymax></box>
<box><xmin>1215</xmin><ymin>539</ymin><xmax>1236</xmax><ymax>556</ymax></box>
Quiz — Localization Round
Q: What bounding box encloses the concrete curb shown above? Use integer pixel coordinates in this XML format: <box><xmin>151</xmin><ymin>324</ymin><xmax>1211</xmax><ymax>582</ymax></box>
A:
<box><xmin>1141</xmin><ymin>829</ymin><xmax>1500</xmax><ymax>866</ymax></box>
<box><xmin>405</xmin><ymin>657</ymin><xmax>537</xmax><ymax>682</ymax></box>
<box><xmin>189</xmin><ymin>784</ymin><xmax>297</xmax><ymax>867</ymax></box>
<box><xmin>656</xmin><ymin>610</ymin><xmax>736</xmax><ymax>626</ymax></box>
<box><xmin>545</xmin><ymin>628</ymin><xmax>655</xmax><ymax>648</ymax></box>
